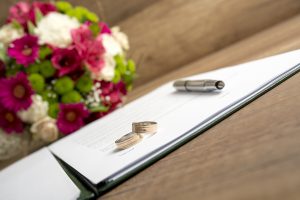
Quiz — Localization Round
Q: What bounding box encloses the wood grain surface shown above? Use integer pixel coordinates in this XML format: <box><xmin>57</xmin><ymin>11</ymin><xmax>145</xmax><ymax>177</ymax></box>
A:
<box><xmin>1</xmin><ymin>0</ymin><xmax>300</xmax><ymax>86</ymax></box>
<box><xmin>128</xmin><ymin>14</ymin><xmax>300</xmax><ymax>101</ymax></box>
<box><xmin>0</xmin><ymin>1</ymin><xmax>300</xmax><ymax>199</ymax></box>
<box><xmin>100</xmin><ymin>15</ymin><xmax>300</xmax><ymax>200</ymax></box>
<box><xmin>121</xmin><ymin>0</ymin><xmax>300</xmax><ymax>85</ymax></box>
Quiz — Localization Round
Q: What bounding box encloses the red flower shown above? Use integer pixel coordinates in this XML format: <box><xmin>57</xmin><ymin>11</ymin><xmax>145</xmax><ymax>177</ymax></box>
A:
<box><xmin>29</xmin><ymin>2</ymin><xmax>57</xmax><ymax>24</ymax></box>
<box><xmin>57</xmin><ymin>103</ymin><xmax>89</xmax><ymax>135</ymax></box>
<box><xmin>51</xmin><ymin>47</ymin><xmax>83</xmax><ymax>77</ymax></box>
<box><xmin>84</xmin><ymin>39</ymin><xmax>105</xmax><ymax>75</ymax></box>
<box><xmin>7</xmin><ymin>2</ymin><xmax>31</xmax><ymax>28</ymax></box>
<box><xmin>71</xmin><ymin>24</ymin><xmax>94</xmax><ymax>57</ymax></box>
<box><xmin>87</xmin><ymin>81</ymin><xmax>127</xmax><ymax>123</ymax></box>
<box><xmin>8</xmin><ymin>35</ymin><xmax>39</xmax><ymax>66</ymax></box>
<box><xmin>0</xmin><ymin>106</ymin><xmax>24</xmax><ymax>134</ymax></box>
<box><xmin>99</xmin><ymin>22</ymin><xmax>111</xmax><ymax>34</ymax></box>
<box><xmin>0</xmin><ymin>72</ymin><xmax>33</xmax><ymax>112</ymax></box>
<box><xmin>71</xmin><ymin>25</ymin><xmax>106</xmax><ymax>75</ymax></box>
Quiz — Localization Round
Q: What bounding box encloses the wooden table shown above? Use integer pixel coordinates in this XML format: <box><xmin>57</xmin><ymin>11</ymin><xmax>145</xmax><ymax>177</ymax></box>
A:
<box><xmin>100</xmin><ymin>15</ymin><xmax>300</xmax><ymax>200</ymax></box>
<box><xmin>0</xmin><ymin>6</ymin><xmax>300</xmax><ymax>200</ymax></box>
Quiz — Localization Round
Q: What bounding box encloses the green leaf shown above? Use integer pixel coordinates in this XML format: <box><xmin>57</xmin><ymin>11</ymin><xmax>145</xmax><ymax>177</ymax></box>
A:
<box><xmin>11</xmin><ymin>20</ymin><xmax>23</xmax><ymax>30</ymax></box>
<box><xmin>48</xmin><ymin>103</ymin><xmax>59</xmax><ymax>118</ymax></box>
<box><xmin>127</xmin><ymin>59</ymin><xmax>136</xmax><ymax>73</ymax></box>
<box><xmin>86</xmin><ymin>12</ymin><xmax>99</xmax><ymax>23</ymax></box>
<box><xmin>0</xmin><ymin>44</ymin><xmax>8</xmax><ymax>63</ymax></box>
<box><xmin>39</xmin><ymin>46</ymin><xmax>52</xmax><ymax>60</ymax></box>
<box><xmin>89</xmin><ymin>23</ymin><xmax>100</xmax><ymax>37</ymax></box>
<box><xmin>114</xmin><ymin>55</ymin><xmax>126</xmax><ymax>74</ymax></box>
<box><xmin>126</xmin><ymin>84</ymin><xmax>133</xmax><ymax>92</ymax></box>
<box><xmin>123</xmin><ymin>73</ymin><xmax>135</xmax><ymax>86</ymax></box>
<box><xmin>88</xmin><ymin>105</ymin><xmax>109</xmax><ymax>113</ymax></box>
<box><xmin>5</xmin><ymin>64</ymin><xmax>23</xmax><ymax>76</ymax></box>
<box><xmin>112</xmin><ymin>70</ymin><xmax>121</xmax><ymax>83</ymax></box>
<box><xmin>27</xmin><ymin>21</ymin><xmax>36</xmax><ymax>35</ymax></box>
<box><xmin>35</xmin><ymin>8</ymin><xmax>43</xmax><ymax>23</ymax></box>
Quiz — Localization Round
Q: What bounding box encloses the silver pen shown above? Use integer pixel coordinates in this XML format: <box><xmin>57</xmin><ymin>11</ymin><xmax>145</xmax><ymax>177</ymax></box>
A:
<box><xmin>173</xmin><ymin>79</ymin><xmax>225</xmax><ymax>92</ymax></box>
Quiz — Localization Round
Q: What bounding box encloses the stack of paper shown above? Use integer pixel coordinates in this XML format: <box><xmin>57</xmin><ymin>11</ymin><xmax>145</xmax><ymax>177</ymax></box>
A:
<box><xmin>49</xmin><ymin>49</ymin><xmax>300</xmax><ymax>186</ymax></box>
<box><xmin>0</xmin><ymin>148</ymin><xmax>80</xmax><ymax>200</ymax></box>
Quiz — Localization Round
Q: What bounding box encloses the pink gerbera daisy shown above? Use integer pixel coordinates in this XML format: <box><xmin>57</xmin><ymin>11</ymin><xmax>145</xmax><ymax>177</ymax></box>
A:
<box><xmin>8</xmin><ymin>35</ymin><xmax>39</xmax><ymax>66</ymax></box>
<box><xmin>0</xmin><ymin>106</ymin><xmax>24</xmax><ymax>134</ymax></box>
<box><xmin>57</xmin><ymin>103</ymin><xmax>89</xmax><ymax>135</ymax></box>
<box><xmin>0</xmin><ymin>72</ymin><xmax>33</xmax><ymax>112</ymax></box>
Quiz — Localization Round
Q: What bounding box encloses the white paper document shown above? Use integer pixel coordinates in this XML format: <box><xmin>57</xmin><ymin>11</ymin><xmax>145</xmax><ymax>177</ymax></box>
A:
<box><xmin>49</xmin><ymin>50</ymin><xmax>300</xmax><ymax>185</ymax></box>
<box><xmin>0</xmin><ymin>148</ymin><xmax>80</xmax><ymax>200</ymax></box>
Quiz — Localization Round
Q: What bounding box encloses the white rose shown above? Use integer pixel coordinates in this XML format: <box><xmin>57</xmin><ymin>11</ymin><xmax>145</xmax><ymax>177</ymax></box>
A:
<box><xmin>31</xmin><ymin>117</ymin><xmax>58</xmax><ymax>142</ymax></box>
<box><xmin>102</xmin><ymin>34</ymin><xmax>123</xmax><ymax>56</ymax></box>
<box><xmin>34</xmin><ymin>12</ymin><xmax>80</xmax><ymax>48</ymax></box>
<box><xmin>111</xmin><ymin>26</ymin><xmax>129</xmax><ymax>50</ymax></box>
<box><xmin>18</xmin><ymin>95</ymin><xmax>49</xmax><ymax>124</ymax></box>
<box><xmin>92</xmin><ymin>53</ymin><xmax>116</xmax><ymax>81</ymax></box>
<box><xmin>0</xmin><ymin>24</ymin><xmax>24</xmax><ymax>47</ymax></box>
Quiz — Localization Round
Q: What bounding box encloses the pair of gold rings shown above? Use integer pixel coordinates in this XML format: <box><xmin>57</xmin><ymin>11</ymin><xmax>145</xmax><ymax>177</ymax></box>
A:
<box><xmin>115</xmin><ymin>121</ymin><xmax>157</xmax><ymax>150</ymax></box>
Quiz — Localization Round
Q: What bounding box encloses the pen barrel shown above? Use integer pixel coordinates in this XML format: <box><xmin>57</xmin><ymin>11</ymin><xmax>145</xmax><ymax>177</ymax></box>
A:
<box><xmin>187</xmin><ymin>80</ymin><xmax>219</xmax><ymax>92</ymax></box>
<box><xmin>173</xmin><ymin>80</ymin><xmax>225</xmax><ymax>92</ymax></box>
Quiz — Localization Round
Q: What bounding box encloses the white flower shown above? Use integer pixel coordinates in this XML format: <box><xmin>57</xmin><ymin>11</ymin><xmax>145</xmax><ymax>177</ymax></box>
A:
<box><xmin>31</xmin><ymin>117</ymin><xmax>58</xmax><ymax>142</ymax></box>
<box><xmin>92</xmin><ymin>53</ymin><xmax>116</xmax><ymax>81</ymax></box>
<box><xmin>111</xmin><ymin>26</ymin><xmax>129</xmax><ymax>50</ymax></box>
<box><xmin>0</xmin><ymin>24</ymin><xmax>24</xmax><ymax>47</ymax></box>
<box><xmin>18</xmin><ymin>95</ymin><xmax>49</xmax><ymax>124</ymax></box>
<box><xmin>34</xmin><ymin>12</ymin><xmax>80</xmax><ymax>48</ymax></box>
<box><xmin>102</xmin><ymin>34</ymin><xmax>123</xmax><ymax>56</ymax></box>
<box><xmin>0</xmin><ymin>129</ymin><xmax>24</xmax><ymax>160</ymax></box>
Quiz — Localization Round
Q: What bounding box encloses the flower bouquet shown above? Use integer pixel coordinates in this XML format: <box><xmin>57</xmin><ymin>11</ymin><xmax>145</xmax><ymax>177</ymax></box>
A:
<box><xmin>0</xmin><ymin>1</ymin><xmax>136</xmax><ymax>159</ymax></box>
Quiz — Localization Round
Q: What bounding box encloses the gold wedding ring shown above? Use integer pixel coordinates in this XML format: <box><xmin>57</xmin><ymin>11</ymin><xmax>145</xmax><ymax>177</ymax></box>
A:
<box><xmin>115</xmin><ymin>132</ymin><xmax>142</xmax><ymax>150</ymax></box>
<box><xmin>115</xmin><ymin>121</ymin><xmax>158</xmax><ymax>150</ymax></box>
<box><xmin>132</xmin><ymin>121</ymin><xmax>157</xmax><ymax>134</ymax></box>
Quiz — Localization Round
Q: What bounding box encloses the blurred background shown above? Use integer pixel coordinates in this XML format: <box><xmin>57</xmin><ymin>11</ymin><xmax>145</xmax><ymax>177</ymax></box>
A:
<box><xmin>1</xmin><ymin>0</ymin><xmax>300</xmax><ymax>86</ymax></box>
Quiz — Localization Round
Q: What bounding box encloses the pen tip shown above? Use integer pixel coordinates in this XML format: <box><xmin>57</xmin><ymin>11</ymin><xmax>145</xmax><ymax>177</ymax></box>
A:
<box><xmin>216</xmin><ymin>81</ymin><xmax>225</xmax><ymax>90</ymax></box>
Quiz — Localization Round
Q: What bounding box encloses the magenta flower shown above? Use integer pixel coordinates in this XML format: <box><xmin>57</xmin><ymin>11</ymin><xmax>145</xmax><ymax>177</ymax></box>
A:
<box><xmin>29</xmin><ymin>2</ymin><xmax>57</xmax><ymax>24</ymax></box>
<box><xmin>57</xmin><ymin>103</ymin><xmax>89</xmax><ymax>135</ymax></box>
<box><xmin>0</xmin><ymin>72</ymin><xmax>33</xmax><ymax>112</ymax></box>
<box><xmin>0</xmin><ymin>106</ymin><xmax>24</xmax><ymax>134</ymax></box>
<box><xmin>51</xmin><ymin>47</ymin><xmax>82</xmax><ymax>76</ymax></box>
<box><xmin>71</xmin><ymin>25</ymin><xmax>106</xmax><ymax>75</ymax></box>
<box><xmin>8</xmin><ymin>35</ymin><xmax>39</xmax><ymax>66</ymax></box>
<box><xmin>99</xmin><ymin>22</ymin><xmax>111</xmax><ymax>34</ymax></box>
<box><xmin>71</xmin><ymin>24</ymin><xmax>94</xmax><ymax>57</ymax></box>
<box><xmin>100</xmin><ymin>80</ymin><xmax>127</xmax><ymax>112</ymax></box>
<box><xmin>7</xmin><ymin>2</ymin><xmax>31</xmax><ymax>28</ymax></box>
<box><xmin>85</xmin><ymin>81</ymin><xmax>127</xmax><ymax>123</ymax></box>
<box><xmin>85</xmin><ymin>40</ymin><xmax>106</xmax><ymax>74</ymax></box>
